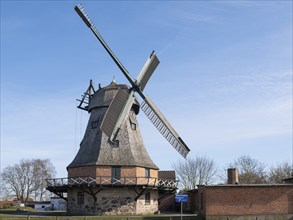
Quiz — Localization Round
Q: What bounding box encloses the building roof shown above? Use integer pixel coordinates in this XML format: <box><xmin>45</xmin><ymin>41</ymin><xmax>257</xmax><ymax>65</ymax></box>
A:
<box><xmin>158</xmin><ymin>170</ymin><xmax>176</xmax><ymax>180</ymax></box>
<box><xmin>282</xmin><ymin>177</ymin><xmax>293</xmax><ymax>183</ymax></box>
<box><xmin>197</xmin><ymin>183</ymin><xmax>293</xmax><ymax>188</ymax></box>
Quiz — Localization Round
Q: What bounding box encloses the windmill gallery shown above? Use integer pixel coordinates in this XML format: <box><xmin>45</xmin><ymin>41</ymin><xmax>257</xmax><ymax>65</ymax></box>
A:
<box><xmin>46</xmin><ymin>4</ymin><xmax>190</xmax><ymax>215</ymax></box>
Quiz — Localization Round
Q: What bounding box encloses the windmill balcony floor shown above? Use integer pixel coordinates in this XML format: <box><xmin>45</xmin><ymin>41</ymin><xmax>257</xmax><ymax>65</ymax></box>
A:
<box><xmin>46</xmin><ymin>176</ymin><xmax>178</xmax><ymax>191</ymax></box>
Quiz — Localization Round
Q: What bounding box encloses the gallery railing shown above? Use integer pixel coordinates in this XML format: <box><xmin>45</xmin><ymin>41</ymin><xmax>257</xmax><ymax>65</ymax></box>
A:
<box><xmin>46</xmin><ymin>176</ymin><xmax>178</xmax><ymax>189</ymax></box>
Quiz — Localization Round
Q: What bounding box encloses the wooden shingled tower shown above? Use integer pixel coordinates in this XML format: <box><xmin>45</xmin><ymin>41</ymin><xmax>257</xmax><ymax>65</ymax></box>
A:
<box><xmin>65</xmin><ymin>80</ymin><xmax>161</xmax><ymax>215</ymax></box>
<box><xmin>46</xmin><ymin>4</ymin><xmax>190</xmax><ymax>215</ymax></box>
<box><xmin>68</xmin><ymin>81</ymin><xmax>158</xmax><ymax>173</ymax></box>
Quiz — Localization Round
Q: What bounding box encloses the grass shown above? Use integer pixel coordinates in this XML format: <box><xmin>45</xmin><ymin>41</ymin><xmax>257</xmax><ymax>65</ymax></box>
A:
<box><xmin>0</xmin><ymin>207</ymin><xmax>201</xmax><ymax>220</ymax></box>
<box><xmin>1</xmin><ymin>207</ymin><xmax>35</xmax><ymax>212</ymax></box>
<box><xmin>0</xmin><ymin>217</ymin><xmax>200</xmax><ymax>220</ymax></box>
<box><xmin>0</xmin><ymin>216</ymin><xmax>201</xmax><ymax>220</ymax></box>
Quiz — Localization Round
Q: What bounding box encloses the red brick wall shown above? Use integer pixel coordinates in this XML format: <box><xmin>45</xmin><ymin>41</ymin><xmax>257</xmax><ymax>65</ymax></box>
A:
<box><xmin>68</xmin><ymin>166</ymin><xmax>96</xmax><ymax>178</ymax></box>
<box><xmin>68</xmin><ymin>165</ymin><xmax>158</xmax><ymax>179</ymax></box>
<box><xmin>136</xmin><ymin>167</ymin><xmax>158</xmax><ymax>178</ymax></box>
<box><xmin>198</xmin><ymin>185</ymin><xmax>293</xmax><ymax>217</ymax></box>
<box><xmin>96</xmin><ymin>166</ymin><xmax>112</xmax><ymax>176</ymax></box>
<box><xmin>188</xmin><ymin>190</ymin><xmax>199</xmax><ymax>214</ymax></box>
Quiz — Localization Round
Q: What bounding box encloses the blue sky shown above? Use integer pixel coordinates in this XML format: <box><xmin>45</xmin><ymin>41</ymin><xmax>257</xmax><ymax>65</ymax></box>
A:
<box><xmin>1</xmin><ymin>1</ymin><xmax>292</xmax><ymax>180</ymax></box>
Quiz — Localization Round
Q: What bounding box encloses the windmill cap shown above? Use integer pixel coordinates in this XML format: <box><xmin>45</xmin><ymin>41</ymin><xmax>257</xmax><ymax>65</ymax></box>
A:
<box><xmin>87</xmin><ymin>81</ymin><xmax>131</xmax><ymax>112</ymax></box>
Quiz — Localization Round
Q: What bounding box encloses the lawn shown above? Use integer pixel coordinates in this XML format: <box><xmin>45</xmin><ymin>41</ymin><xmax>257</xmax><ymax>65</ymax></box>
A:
<box><xmin>0</xmin><ymin>207</ymin><xmax>202</xmax><ymax>220</ymax></box>
<box><xmin>0</xmin><ymin>211</ymin><xmax>201</xmax><ymax>220</ymax></box>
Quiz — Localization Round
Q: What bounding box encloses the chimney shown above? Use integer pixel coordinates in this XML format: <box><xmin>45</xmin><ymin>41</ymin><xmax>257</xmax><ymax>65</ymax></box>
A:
<box><xmin>227</xmin><ymin>168</ymin><xmax>239</xmax><ymax>184</ymax></box>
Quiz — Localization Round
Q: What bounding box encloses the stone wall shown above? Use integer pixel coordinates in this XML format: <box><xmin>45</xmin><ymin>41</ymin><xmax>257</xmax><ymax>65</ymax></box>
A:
<box><xmin>67</xmin><ymin>187</ymin><xmax>158</xmax><ymax>215</ymax></box>
<box><xmin>136</xmin><ymin>190</ymin><xmax>158</xmax><ymax>214</ymax></box>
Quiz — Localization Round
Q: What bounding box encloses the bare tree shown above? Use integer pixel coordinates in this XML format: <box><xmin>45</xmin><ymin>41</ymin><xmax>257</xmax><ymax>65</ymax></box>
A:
<box><xmin>1</xmin><ymin>162</ymin><xmax>27</xmax><ymax>201</ymax></box>
<box><xmin>1</xmin><ymin>159</ymin><xmax>56</xmax><ymax>202</ymax></box>
<box><xmin>32</xmin><ymin>159</ymin><xmax>56</xmax><ymax>201</ymax></box>
<box><xmin>172</xmin><ymin>156</ymin><xmax>217</xmax><ymax>190</ymax></box>
<box><xmin>268</xmin><ymin>161</ymin><xmax>293</xmax><ymax>183</ymax></box>
<box><xmin>229</xmin><ymin>155</ymin><xmax>267</xmax><ymax>184</ymax></box>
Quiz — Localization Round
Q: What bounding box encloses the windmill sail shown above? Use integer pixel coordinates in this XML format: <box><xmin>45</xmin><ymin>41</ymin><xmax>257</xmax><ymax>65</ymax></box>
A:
<box><xmin>74</xmin><ymin>4</ymin><xmax>136</xmax><ymax>87</ymax></box>
<box><xmin>141</xmin><ymin>97</ymin><xmax>190</xmax><ymax>158</ymax></box>
<box><xmin>101</xmin><ymin>89</ymin><xmax>135</xmax><ymax>141</ymax></box>
<box><xmin>136</xmin><ymin>51</ymin><xmax>160</xmax><ymax>92</ymax></box>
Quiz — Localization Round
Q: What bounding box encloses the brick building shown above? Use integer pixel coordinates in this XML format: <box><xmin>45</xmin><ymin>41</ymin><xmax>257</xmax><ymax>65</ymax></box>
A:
<box><xmin>196</xmin><ymin>184</ymin><xmax>293</xmax><ymax>219</ymax></box>
<box><xmin>188</xmin><ymin>169</ymin><xmax>293</xmax><ymax>220</ymax></box>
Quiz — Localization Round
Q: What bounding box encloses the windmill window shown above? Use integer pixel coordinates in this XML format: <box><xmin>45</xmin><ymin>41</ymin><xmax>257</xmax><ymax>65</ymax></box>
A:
<box><xmin>145</xmin><ymin>168</ymin><xmax>150</xmax><ymax>178</ymax></box>
<box><xmin>77</xmin><ymin>192</ymin><xmax>84</xmax><ymax>205</ymax></box>
<box><xmin>145</xmin><ymin>192</ymin><xmax>151</xmax><ymax>205</ymax></box>
<box><xmin>129</xmin><ymin>119</ymin><xmax>136</xmax><ymax>130</ymax></box>
<box><xmin>92</xmin><ymin>120</ymin><xmax>99</xmax><ymax>129</ymax></box>
<box><xmin>112</xmin><ymin>166</ymin><xmax>121</xmax><ymax>184</ymax></box>
<box><xmin>110</xmin><ymin>140</ymin><xmax>119</xmax><ymax>148</ymax></box>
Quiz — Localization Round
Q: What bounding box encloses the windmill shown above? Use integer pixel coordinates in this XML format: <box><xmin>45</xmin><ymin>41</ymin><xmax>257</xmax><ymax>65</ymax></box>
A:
<box><xmin>75</xmin><ymin>4</ymin><xmax>190</xmax><ymax>158</ymax></box>
<box><xmin>46</xmin><ymin>4</ymin><xmax>191</xmax><ymax>216</ymax></box>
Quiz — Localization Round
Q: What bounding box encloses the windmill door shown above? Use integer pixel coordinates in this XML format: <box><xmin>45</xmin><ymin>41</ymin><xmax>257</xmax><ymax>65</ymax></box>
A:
<box><xmin>112</xmin><ymin>166</ymin><xmax>121</xmax><ymax>184</ymax></box>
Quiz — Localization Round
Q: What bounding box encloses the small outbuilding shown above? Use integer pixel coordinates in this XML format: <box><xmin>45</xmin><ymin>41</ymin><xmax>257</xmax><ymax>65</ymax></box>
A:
<box><xmin>188</xmin><ymin>168</ymin><xmax>293</xmax><ymax>220</ymax></box>
<box><xmin>50</xmin><ymin>197</ymin><xmax>66</xmax><ymax>211</ymax></box>
<box><xmin>34</xmin><ymin>201</ymin><xmax>51</xmax><ymax>211</ymax></box>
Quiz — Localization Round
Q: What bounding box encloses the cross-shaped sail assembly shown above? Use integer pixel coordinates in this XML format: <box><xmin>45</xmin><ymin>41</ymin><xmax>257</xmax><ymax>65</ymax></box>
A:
<box><xmin>75</xmin><ymin>4</ymin><xmax>190</xmax><ymax>158</ymax></box>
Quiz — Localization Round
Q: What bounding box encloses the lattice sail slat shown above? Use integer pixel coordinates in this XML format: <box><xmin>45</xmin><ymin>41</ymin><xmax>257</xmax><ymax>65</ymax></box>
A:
<box><xmin>141</xmin><ymin>97</ymin><xmax>190</xmax><ymax>158</ymax></box>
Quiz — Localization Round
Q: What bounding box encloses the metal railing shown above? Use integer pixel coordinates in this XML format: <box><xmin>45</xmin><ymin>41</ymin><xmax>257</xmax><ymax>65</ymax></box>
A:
<box><xmin>46</xmin><ymin>176</ymin><xmax>178</xmax><ymax>189</ymax></box>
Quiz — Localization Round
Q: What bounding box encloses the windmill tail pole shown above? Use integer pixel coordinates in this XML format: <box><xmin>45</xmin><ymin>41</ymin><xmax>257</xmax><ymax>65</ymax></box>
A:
<box><xmin>74</xmin><ymin>4</ymin><xmax>136</xmax><ymax>88</ymax></box>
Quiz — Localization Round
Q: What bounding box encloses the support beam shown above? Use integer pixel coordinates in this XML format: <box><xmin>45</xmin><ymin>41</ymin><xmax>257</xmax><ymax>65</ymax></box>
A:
<box><xmin>134</xmin><ymin>188</ymin><xmax>147</xmax><ymax>201</ymax></box>
<box><xmin>51</xmin><ymin>191</ymin><xmax>68</xmax><ymax>201</ymax></box>
<box><xmin>158</xmin><ymin>188</ymin><xmax>177</xmax><ymax>202</ymax></box>
<box><xmin>133</xmin><ymin>187</ymin><xmax>154</xmax><ymax>201</ymax></box>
